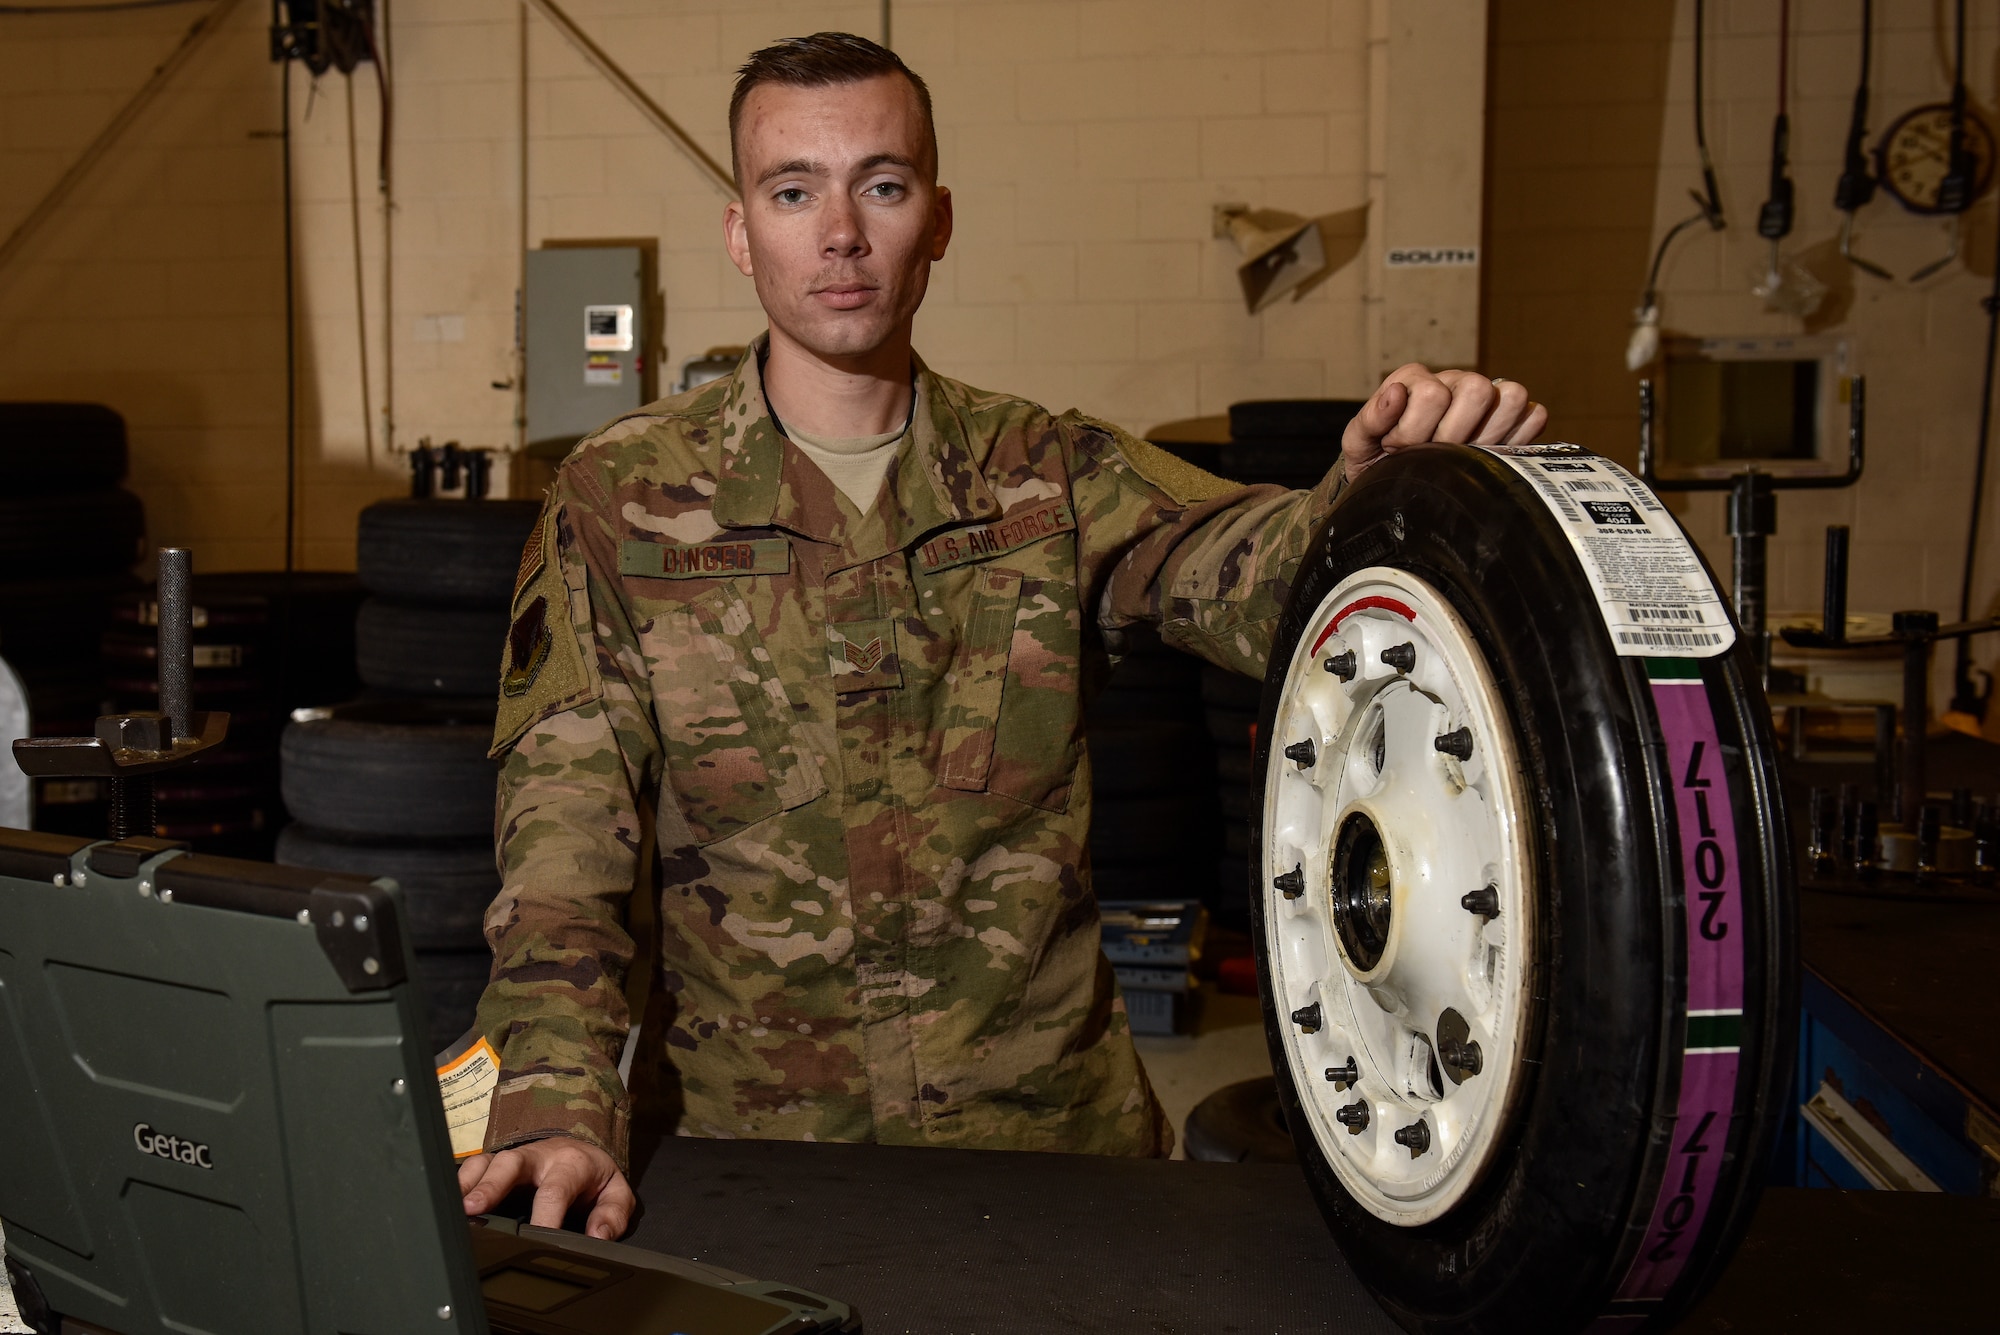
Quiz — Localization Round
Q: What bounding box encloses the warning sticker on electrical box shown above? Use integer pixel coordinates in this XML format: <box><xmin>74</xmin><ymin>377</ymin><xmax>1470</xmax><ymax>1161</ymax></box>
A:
<box><xmin>1484</xmin><ymin>443</ymin><xmax>1735</xmax><ymax>659</ymax></box>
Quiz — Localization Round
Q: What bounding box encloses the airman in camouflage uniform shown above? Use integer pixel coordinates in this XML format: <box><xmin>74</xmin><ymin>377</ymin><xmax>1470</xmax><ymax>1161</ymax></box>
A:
<box><xmin>476</xmin><ymin>339</ymin><xmax>1341</xmax><ymax>1167</ymax></box>
<box><xmin>458</xmin><ymin>33</ymin><xmax>1545</xmax><ymax>1237</ymax></box>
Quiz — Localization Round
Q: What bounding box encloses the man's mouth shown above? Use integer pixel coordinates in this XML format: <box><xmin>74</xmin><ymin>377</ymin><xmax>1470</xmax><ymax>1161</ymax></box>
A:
<box><xmin>812</xmin><ymin>283</ymin><xmax>878</xmax><ymax>311</ymax></box>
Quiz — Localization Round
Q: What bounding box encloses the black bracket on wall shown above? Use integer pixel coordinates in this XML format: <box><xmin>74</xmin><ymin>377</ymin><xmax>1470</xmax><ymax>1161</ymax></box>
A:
<box><xmin>270</xmin><ymin>0</ymin><xmax>377</xmax><ymax>75</ymax></box>
<box><xmin>1638</xmin><ymin>377</ymin><xmax>1867</xmax><ymax>684</ymax></box>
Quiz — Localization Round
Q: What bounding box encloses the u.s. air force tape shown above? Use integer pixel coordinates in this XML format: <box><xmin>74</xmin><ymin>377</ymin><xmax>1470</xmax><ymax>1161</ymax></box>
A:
<box><xmin>618</xmin><ymin>537</ymin><xmax>791</xmax><ymax>579</ymax></box>
<box><xmin>914</xmin><ymin>498</ymin><xmax>1075</xmax><ymax>574</ymax></box>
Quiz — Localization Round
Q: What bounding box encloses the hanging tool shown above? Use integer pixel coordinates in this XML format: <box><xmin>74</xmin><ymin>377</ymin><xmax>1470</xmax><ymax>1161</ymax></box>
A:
<box><xmin>1947</xmin><ymin>143</ymin><xmax>2000</xmax><ymax>724</ymax></box>
<box><xmin>1626</xmin><ymin>0</ymin><xmax>1726</xmax><ymax>370</ymax></box>
<box><xmin>1833</xmin><ymin>0</ymin><xmax>1891</xmax><ymax>279</ymax></box>
<box><xmin>1909</xmin><ymin>0</ymin><xmax>1978</xmax><ymax>281</ymax></box>
<box><xmin>1752</xmin><ymin>0</ymin><xmax>1824</xmax><ymax>316</ymax></box>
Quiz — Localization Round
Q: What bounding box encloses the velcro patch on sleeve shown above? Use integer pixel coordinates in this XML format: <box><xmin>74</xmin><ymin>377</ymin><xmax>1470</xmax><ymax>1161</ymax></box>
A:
<box><xmin>1115</xmin><ymin>436</ymin><xmax>1241</xmax><ymax>506</ymax></box>
<box><xmin>492</xmin><ymin>505</ymin><xmax>595</xmax><ymax>758</ymax></box>
<box><xmin>914</xmin><ymin>498</ymin><xmax>1075</xmax><ymax>573</ymax></box>
<box><xmin>618</xmin><ymin>536</ymin><xmax>790</xmax><ymax>579</ymax></box>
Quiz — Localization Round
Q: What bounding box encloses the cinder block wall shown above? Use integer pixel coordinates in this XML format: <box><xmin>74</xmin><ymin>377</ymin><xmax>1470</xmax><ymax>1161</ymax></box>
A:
<box><xmin>0</xmin><ymin>0</ymin><xmax>1487</xmax><ymax>571</ymax></box>
<box><xmin>0</xmin><ymin>3</ymin><xmax>387</xmax><ymax>571</ymax></box>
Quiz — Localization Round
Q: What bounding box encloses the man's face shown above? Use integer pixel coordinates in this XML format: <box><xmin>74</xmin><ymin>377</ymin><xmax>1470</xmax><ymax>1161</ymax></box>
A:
<box><xmin>724</xmin><ymin>75</ymin><xmax>952</xmax><ymax>364</ymax></box>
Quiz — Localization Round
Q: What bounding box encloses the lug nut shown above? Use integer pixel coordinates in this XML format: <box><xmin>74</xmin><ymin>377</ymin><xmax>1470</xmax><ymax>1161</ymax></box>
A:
<box><xmin>1284</xmin><ymin>738</ymin><xmax>1316</xmax><ymax>769</ymax></box>
<box><xmin>1323</xmin><ymin>651</ymin><xmax>1357</xmax><ymax>680</ymax></box>
<box><xmin>1460</xmin><ymin>885</ymin><xmax>1499</xmax><ymax>918</ymax></box>
<box><xmin>1443</xmin><ymin>1038</ymin><xmax>1483</xmax><ymax>1076</ymax></box>
<box><xmin>1433</xmin><ymin>727</ymin><xmax>1474</xmax><ymax>761</ymax></box>
<box><xmin>1380</xmin><ymin>642</ymin><xmax>1416</xmax><ymax>673</ymax></box>
<box><xmin>1290</xmin><ymin>1002</ymin><xmax>1322</xmax><ymax>1034</ymax></box>
<box><xmin>1336</xmin><ymin>1101</ymin><xmax>1370</xmax><ymax>1133</ymax></box>
<box><xmin>1273</xmin><ymin>864</ymin><xmax>1305</xmax><ymax>899</ymax></box>
<box><xmin>1325</xmin><ymin>1057</ymin><xmax>1358</xmax><ymax>1087</ymax></box>
<box><xmin>1393</xmin><ymin>1119</ymin><xmax>1431</xmax><ymax>1156</ymax></box>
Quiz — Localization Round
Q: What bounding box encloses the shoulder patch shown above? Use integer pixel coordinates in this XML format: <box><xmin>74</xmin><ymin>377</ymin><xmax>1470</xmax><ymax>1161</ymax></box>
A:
<box><xmin>512</xmin><ymin>509</ymin><xmax>546</xmax><ymax>603</ymax></box>
<box><xmin>1115</xmin><ymin>436</ymin><xmax>1241</xmax><ymax>506</ymax></box>
<box><xmin>491</xmin><ymin>503</ymin><xmax>597</xmax><ymax>758</ymax></box>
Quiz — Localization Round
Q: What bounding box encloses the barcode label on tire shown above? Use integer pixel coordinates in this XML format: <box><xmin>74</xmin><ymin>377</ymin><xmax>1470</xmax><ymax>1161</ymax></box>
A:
<box><xmin>1484</xmin><ymin>443</ymin><xmax>1735</xmax><ymax>660</ymax></box>
<box><xmin>1617</xmin><ymin>630</ymin><xmax>1725</xmax><ymax>649</ymax></box>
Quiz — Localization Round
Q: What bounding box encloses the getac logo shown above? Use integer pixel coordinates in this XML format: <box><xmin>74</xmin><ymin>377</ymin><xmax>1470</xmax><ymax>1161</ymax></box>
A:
<box><xmin>133</xmin><ymin>1123</ymin><xmax>214</xmax><ymax>1170</ymax></box>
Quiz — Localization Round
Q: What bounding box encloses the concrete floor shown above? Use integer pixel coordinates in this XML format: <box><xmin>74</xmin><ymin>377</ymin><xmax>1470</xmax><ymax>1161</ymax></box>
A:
<box><xmin>1131</xmin><ymin>983</ymin><xmax>1275</xmax><ymax>1158</ymax></box>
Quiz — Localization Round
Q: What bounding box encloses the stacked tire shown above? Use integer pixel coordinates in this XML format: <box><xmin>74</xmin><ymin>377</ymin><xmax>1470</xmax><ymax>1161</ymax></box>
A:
<box><xmin>102</xmin><ymin>573</ymin><xmax>362</xmax><ymax>858</ymax></box>
<box><xmin>277</xmin><ymin>498</ymin><xmax>540</xmax><ymax>1052</ymax></box>
<box><xmin>0</xmin><ymin>404</ymin><xmax>145</xmax><ymax>837</ymax></box>
<box><xmin>1150</xmin><ymin>400</ymin><xmax>1359</xmax><ymax>932</ymax></box>
<box><xmin>1086</xmin><ymin>624</ymin><xmax>1219</xmax><ymax>913</ymax></box>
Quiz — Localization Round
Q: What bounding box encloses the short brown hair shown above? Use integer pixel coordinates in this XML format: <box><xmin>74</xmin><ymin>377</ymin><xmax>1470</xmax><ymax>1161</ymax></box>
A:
<box><xmin>728</xmin><ymin>32</ymin><xmax>938</xmax><ymax>186</ymax></box>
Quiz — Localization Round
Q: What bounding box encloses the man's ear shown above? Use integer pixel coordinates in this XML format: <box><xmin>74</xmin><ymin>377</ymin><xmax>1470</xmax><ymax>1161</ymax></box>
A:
<box><xmin>723</xmin><ymin>198</ymin><xmax>755</xmax><ymax>278</ymax></box>
<box><xmin>929</xmin><ymin>185</ymin><xmax>954</xmax><ymax>263</ymax></box>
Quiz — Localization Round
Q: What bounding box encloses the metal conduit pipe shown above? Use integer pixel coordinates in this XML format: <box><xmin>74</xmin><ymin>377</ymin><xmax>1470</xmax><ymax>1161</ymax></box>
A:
<box><xmin>521</xmin><ymin>0</ymin><xmax>735</xmax><ymax>197</ymax></box>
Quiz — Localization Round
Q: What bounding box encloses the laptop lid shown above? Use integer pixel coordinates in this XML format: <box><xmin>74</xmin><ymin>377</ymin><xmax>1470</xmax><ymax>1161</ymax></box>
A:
<box><xmin>0</xmin><ymin>829</ymin><xmax>488</xmax><ymax>1335</ymax></box>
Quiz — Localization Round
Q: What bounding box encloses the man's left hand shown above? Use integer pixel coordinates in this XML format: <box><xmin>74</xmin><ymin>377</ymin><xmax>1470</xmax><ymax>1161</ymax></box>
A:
<box><xmin>1341</xmin><ymin>364</ymin><xmax>1547</xmax><ymax>482</ymax></box>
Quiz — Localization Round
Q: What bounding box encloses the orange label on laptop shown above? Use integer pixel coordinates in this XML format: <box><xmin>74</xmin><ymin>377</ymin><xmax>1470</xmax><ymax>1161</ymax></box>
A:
<box><xmin>437</xmin><ymin>1036</ymin><xmax>501</xmax><ymax>1160</ymax></box>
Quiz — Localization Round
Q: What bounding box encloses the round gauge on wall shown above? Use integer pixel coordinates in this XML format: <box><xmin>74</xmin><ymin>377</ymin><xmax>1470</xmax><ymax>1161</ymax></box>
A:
<box><xmin>1874</xmin><ymin>101</ymin><xmax>1996</xmax><ymax>214</ymax></box>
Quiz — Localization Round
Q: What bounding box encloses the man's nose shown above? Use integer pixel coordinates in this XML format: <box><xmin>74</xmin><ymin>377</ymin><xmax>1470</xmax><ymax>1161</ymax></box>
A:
<box><xmin>821</xmin><ymin>195</ymin><xmax>868</xmax><ymax>257</ymax></box>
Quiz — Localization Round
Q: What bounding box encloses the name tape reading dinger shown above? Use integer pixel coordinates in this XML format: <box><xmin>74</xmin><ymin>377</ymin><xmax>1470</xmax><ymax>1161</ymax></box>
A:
<box><xmin>619</xmin><ymin>536</ymin><xmax>791</xmax><ymax>579</ymax></box>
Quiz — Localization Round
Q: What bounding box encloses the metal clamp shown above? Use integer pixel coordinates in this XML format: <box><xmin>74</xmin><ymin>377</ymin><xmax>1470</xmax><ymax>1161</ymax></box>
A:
<box><xmin>8</xmin><ymin>547</ymin><xmax>229</xmax><ymax>839</ymax></box>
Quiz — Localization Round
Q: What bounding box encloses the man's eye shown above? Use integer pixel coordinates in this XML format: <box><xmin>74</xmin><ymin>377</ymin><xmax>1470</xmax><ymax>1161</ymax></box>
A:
<box><xmin>775</xmin><ymin>188</ymin><xmax>808</xmax><ymax>206</ymax></box>
<box><xmin>865</xmin><ymin>182</ymin><xmax>905</xmax><ymax>199</ymax></box>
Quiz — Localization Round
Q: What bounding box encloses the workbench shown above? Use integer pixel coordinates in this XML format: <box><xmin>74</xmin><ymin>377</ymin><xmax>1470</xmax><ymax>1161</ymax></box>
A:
<box><xmin>621</xmin><ymin>1133</ymin><xmax>1996</xmax><ymax>1333</ymax></box>
<box><xmin>1783</xmin><ymin>733</ymin><xmax>2000</xmax><ymax>1194</ymax></box>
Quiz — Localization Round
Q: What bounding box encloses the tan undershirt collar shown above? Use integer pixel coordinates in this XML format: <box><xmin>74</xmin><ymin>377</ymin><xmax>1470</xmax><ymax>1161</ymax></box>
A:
<box><xmin>787</xmin><ymin>422</ymin><xmax>907</xmax><ymax>517</ymax></box>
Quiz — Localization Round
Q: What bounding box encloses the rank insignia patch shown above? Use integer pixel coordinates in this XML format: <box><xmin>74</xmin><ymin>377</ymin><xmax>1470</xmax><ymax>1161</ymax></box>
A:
<box><xmin>827</xmin><ymin>617</ymin><xmax>901</xmax><ymax>692</ymax></box>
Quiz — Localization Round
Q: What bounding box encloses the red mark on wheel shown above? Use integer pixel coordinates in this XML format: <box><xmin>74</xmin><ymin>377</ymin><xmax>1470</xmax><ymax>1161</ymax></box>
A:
<box><xmin>1310</xmin><ymin>596</ymin><xmax>1417</xmax><ymax>657</ymax></box>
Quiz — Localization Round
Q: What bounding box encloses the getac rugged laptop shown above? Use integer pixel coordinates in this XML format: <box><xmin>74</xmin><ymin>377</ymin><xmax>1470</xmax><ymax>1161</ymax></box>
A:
<box><xmin>0</xmin><ymin>829</ymin><xmax>860</xmax><ymax>1335</ymax></box>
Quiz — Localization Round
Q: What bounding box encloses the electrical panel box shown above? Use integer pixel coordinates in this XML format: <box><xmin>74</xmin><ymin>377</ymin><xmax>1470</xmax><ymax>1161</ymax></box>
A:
<box><xmin>525</xmin><ymin>244</ymin><xmax>655</xmax><ymax>457</ymax></box>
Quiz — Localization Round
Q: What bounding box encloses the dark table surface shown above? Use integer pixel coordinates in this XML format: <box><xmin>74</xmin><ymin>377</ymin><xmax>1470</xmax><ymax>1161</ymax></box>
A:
<box><xmin>624</xmin><ymin>1134</ymin><xmax>1997</xmax><ymax>1334</ymax></box>
<box><xmin>613</xmin><ymin>744</ymin><xmax>2000</xmax><ymax>1332</ymax></box>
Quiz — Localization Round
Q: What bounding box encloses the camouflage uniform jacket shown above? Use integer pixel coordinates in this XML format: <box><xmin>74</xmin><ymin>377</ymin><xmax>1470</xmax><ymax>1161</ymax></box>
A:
<box><xmin>478</xmin><ymin>339</ymin><xmax>1344</xmax><ymax>1168</ymax></box>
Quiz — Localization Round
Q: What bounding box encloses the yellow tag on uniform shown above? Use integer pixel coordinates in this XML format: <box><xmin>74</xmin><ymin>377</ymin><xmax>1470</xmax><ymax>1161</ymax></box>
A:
<box><xmin>437</xmin><ymin>1035</ymin><xmax>501</xmax><ymax>1160</ymax></box>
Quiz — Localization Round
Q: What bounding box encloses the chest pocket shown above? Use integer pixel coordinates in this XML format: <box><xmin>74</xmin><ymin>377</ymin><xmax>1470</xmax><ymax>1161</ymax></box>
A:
<box><xmin>937</xmin><ymin>565</ymin><xmax>1078</xmax><ymax>813</ymax></box>
<box><xmin>654</xmin><ymin>584</ymin><xmax>825</xmax><ymax>845</ymax></box>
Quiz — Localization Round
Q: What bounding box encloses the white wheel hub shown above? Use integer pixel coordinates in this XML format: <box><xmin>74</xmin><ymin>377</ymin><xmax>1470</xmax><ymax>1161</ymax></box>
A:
<box><xmin>1262</xmin><ymin>567</ymin><xmax>1534</xmax><ymax>1225</ymax></box>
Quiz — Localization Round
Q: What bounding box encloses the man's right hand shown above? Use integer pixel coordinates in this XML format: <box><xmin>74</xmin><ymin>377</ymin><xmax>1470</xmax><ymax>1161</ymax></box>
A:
<box><xmin>458</xmin><ymin>1135</ymin><xmax>636</xmax><ymax>1241</ymax></box>
<box><xmin>1341</xmin><ymin>363</ymin><xmax>1546</xmax><ymax>482</ymax></box>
